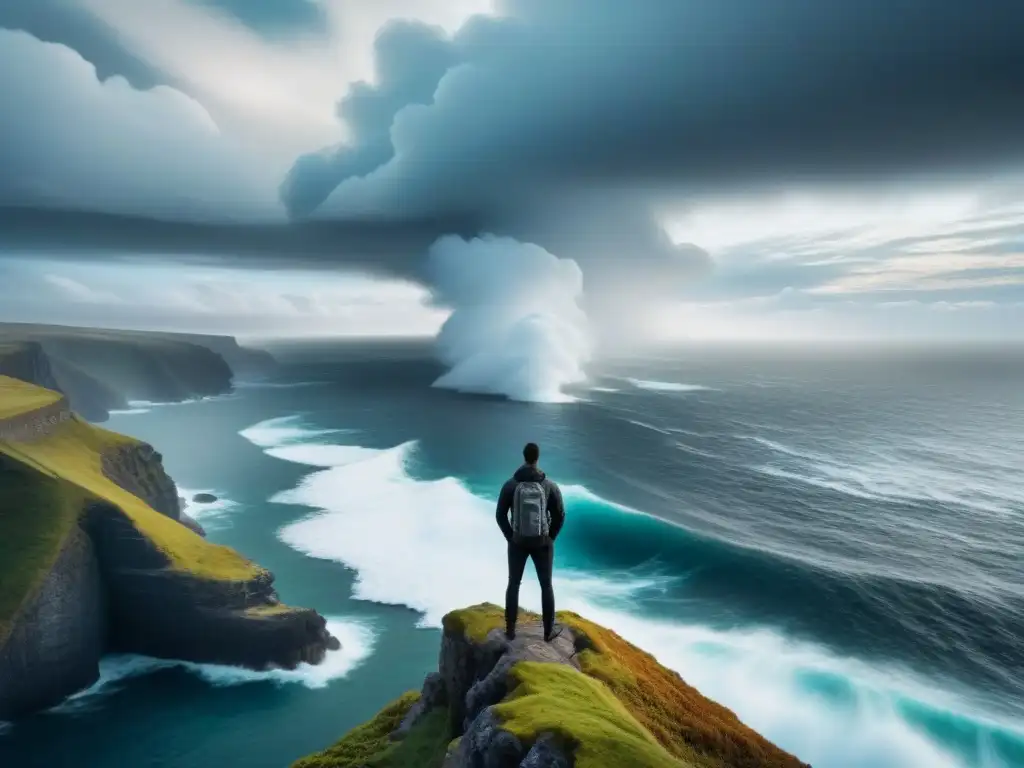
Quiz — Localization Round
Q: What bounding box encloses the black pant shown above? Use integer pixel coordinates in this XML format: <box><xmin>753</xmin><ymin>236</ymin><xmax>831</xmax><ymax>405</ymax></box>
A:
<box><xmin>505</xmin><ymin>542</ymin><xmax>555</xmax><ymax>637</ymax></box>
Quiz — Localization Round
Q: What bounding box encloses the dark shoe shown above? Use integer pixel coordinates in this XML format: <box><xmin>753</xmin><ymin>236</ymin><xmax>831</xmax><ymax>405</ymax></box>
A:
<box><xmin>504</xmin><ymin>628</ymin><xmax>516</xmax><ymax>641</ymax></box>
<box><xmin>543</xmin><ymin>626</ymin><xmax>563</xmax><ymax>643</ymax></box>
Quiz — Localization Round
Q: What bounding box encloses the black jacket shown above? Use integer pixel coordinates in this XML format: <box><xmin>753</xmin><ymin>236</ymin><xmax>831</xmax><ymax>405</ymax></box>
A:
<box><xmin>495</xmin><ymin>464</ymin><xmax>565</xmax><ymax>544</ymax></box>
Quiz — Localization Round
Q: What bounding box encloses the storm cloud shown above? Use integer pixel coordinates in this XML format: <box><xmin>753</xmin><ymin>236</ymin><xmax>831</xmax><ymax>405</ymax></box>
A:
<box><xmin>279</xmin><ymin>0</ymin><xmax>1024</xmax><ymax>318</ymax></box>
<box><xmin>287</xmin><ymin>0</ymin><xmax>1024</xmax><ymax>222</ymax></box>
<box><xmin>0</xmin><ymin>28</ymin><xmax>281</xmax><ymax>221</ymax></box>
<box><xmin>1</xmin><ymin>0</ymin><xmax>1024</xmax><ymax>346</ymax></box>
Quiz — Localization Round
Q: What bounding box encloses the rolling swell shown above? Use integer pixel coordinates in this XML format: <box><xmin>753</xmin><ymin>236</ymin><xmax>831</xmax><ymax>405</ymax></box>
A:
<box><xmin>563</xmin><ymin>490</ymin><xmax>1024</xmax><ymax>717</ymax></box>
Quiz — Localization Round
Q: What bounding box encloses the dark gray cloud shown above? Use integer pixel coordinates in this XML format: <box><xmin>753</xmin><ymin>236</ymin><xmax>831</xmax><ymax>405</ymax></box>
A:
<box><xmin>3</xmin><ymin>0</ymin><xmax>1024</xmax><ymax>338</ymax></box>
<box><xmin>274</xmin><ymin>0</ymin><xmax>1024</xmax><ymax>312</ymax></box>
<box><xmin>281</xmin><ymin>20</ymin><xmax>459</xmax><ymax>218</ymax></box>
<box><xmin>288</xmin><ymin>0</ymin><xmax>1024</xmax><ymax>217</ymax></box>
<box><xmin>0</xmin><ymin>0</ymin><xmax>161</xmax><ymax>87</ymax></box>
<box><xmin>0</xmin><ymin>206</ymin><xmax>474</xmax><ymax>277</ymax></box>
<box><xmin>196</xmin><ymin>0</ymin><xmax>325</xmax><ymax>35</ymax></box>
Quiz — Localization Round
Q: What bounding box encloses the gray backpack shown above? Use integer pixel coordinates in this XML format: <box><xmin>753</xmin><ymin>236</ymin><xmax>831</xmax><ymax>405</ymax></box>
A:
<box><xmin>511</xmin><ymin>481</ymin><xmax>550</xmax><ymax>546</ymax></box>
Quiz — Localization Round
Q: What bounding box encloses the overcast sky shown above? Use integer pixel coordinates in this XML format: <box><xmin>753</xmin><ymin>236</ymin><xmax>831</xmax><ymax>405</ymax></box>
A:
<box><xmin>1</xmin><ymin>0</ymin><xmax>1023</xmax><ymax>342</ymax></box>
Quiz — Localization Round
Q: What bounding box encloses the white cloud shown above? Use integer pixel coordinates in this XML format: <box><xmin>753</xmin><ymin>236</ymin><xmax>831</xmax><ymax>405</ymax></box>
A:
<box><xmin>43</xmin><ymin>274</ymin><xmax>122</xmax><ymax>304</ymax></box>
<box><xmin>662</xmin><ymin>187</ymin><xmax>984</xmax><ymax>256</ymax></box>
<box><xmin>647</xmin><ymin>183</ymin><xmax>1024</xmax><ymax>342</ymax></box>
<box><xmin>76</xmin><ymin>0</ymin><xmax>493</xmax><ymax>161</ymax></box>
<box><xmin>8</xmin><ymin>259</ymin><xmax>447</xmax><ymax>338</ymax></box>
<box><xmin>649</xmin><ymin>293</ymin><xmax>1024</xmax><ymax>343</ymax></box>
<box><xmin>0</xmin><ymin>29</ymin><xmax>282</xmax><ymax>220</ymax></box>
<box><xmin>0</xmin><ymin>1</ymin><xmax>495</xmax><ymax>221</ymax></box>
<box><xmin>810</xmin><ymin>252</ymin><xmax>1024</xmax><ymax>294</ymax></box>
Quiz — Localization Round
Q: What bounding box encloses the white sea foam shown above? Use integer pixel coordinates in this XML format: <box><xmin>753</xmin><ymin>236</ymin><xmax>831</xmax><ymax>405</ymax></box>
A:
<box><xmin>177</xmin><ymin>487</ymin><xmax>239</xmax><ymax>530</ymax></box>
<box><xmin>266</xmin><ymin>437</ymin><xmax>668</xmax><ymax>626</ymax></box>
<box><xmin>745</xmin><ymin>435</ymin><xmax>1024</xmax><ymax>515</ymax></box>
<box><xmin>53</xmin><ymin>619</ymin><xmax>374</xmax><ymax>713</ymax></box>
<box><xmin>238</xmin><ymin>416</ymin><xmax>367</xmax><ymax>468</ymax></box>
<box><xmin>569</xmin><ymin>606</ymin><xmax>1010</xmax><ymax>768</ymax></box>
<box><xmin>248</xmin><ymin>419</ymin><xmax>1019</xmax><ymax>768</ymax></box>
<box><xmin>625</xmin><ymin>378</ymin><xmax>715</xmax><ymax>393</ymax></box>
<box><xmin>238</xmin><ymin>415</ymin><xmax>342</xmax><ymax>448</ymax></box>
<box><xmin>128</xmin><ymin>392</ymin><xmax>237</xmax><ymax>408</ymax></box>
<box><xmin>233</xmin><ymin>380</ymin><xmax>328</xmax><ymax>390</ymax></box>
<box><xmin>590</xmin><ymin>386</ymin><xmax>620</xmax><ymax>393</ymax></box>
<box><xmin>267</xmin><ymin>444</ymin><xmax>381</xmax><ymax>468</ymax></box>
<box><xmin>107</xmin><ymin>407</ymin><xmax>151</xmax><ymax>416</ymax></box>
<box><xmin>627</xmin><ymin>418</ymin><xmax>673</xmax><ymax>435</ymax></box>
<box><xmin>673</xmin><ymin>441</ymin><xmax>720</xmax><ymax>460</ymax></box>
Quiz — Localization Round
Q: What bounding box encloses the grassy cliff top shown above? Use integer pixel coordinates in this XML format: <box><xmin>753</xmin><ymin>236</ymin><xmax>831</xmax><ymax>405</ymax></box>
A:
<box><xmin>0</xmin><ymin>372</ymin><xmax>62</xmax><ymax>419</ymax></box>
<box><xmin>0</xmin><ymin>378</ymin><xmax>262</xmax><ymax>640</ymax></box>
<box><xmin>297</xmin><ymin>603</ymin><xmax>805</xmax><ymax>768</ymax></box>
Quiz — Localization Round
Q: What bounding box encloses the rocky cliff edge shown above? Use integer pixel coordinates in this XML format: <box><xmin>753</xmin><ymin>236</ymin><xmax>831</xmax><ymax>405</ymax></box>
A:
<box><xmin>0</xmin><ymin>325</ymin><xmax>270</xmax><ymax>421</ymax></box>
<box><xmin>293</xmin><ymin>603</ymin><xmax>809</xmax><ymax>768</ymax></box>
<box><xmin>0</xmin><ymin>376</ymin><xmax>338</xmax><ymax>720</ymax></box>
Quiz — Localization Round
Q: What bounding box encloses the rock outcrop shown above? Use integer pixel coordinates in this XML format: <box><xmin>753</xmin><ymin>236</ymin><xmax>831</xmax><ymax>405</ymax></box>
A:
<box><xmin>0</xmin><ymin>398</ymin><xmax>71</xmax><ymax>442</ymax></box>
<box><xmin>101</xmin><ymin>442</ymin><xmax>181</xmax><ymax>519</ymax></box>
<box><xmin>294</xmin><ymin>603</ymin><xmax>809</xmax><ymax>768</ymax></box>
<box><xmin>0</xmin><ymin>377</ymin><xmax>339</xmax><ymax>720</ymax></box>
<box><xmin>426</xmin><ymin>622</ymin><xmax>579</xmax><ymax>767</ymax></box>
<box><xmin>85</xmin><ymin>501</ymin><xmax>338</xmax><ymax>671</ymax></box>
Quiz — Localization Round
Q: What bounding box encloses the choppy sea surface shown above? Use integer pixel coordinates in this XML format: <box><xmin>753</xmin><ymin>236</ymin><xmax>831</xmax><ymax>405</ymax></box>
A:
<box><xmin>2</xmin><ymin>341</ymin><xmax>1022</xmax><ymax>768</ymax></box>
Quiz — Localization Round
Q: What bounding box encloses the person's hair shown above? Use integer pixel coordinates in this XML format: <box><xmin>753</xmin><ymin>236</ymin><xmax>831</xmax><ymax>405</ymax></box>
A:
<box><xmin>523</xmin><ymin>442</ymin><xmax>540</xmax><ymax>465</ymax></box>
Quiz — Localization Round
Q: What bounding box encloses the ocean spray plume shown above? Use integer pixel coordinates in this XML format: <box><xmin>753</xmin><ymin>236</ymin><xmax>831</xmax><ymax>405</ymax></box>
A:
<box><xmin>425</xmin><ymin>234</ymin><xmax>591</xmax><ymax>402</ymax></box>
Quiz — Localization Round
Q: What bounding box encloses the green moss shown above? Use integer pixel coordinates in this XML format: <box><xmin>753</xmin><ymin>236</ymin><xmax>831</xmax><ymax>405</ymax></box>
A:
<box><xmin>292</xmin><ymin>692</ymin><xmax>450</xmax><ymax>768</ymax></box>
<box><xmin>494</xmin><ymin>661</ymin><xmax>690</xmax><ymax>768</ymax></box>
<box><xmin>0</xmin><ymin>461</ymin><xmax>86</xmax><ymax>645</ymax></box>
<box><xmin>441</xmin><ymin>602</ymin><xmax>538</xmax><ymax>643</ymax></box>
<box><xmin>0</xmin><ymin>374</ymin><xmax>62</xmax><ymax>419</ymax></box>
<box><xmin>291</xmin><ymin>691</ymin><xmax>416</xmax><ymax>767</ymax></box>
<box><xmin>245</xmin><ymin>603</ymin><xmax>296</xmax><ymax>617</ymax></box>
<box><xmin>377</xmin><ymin>706</ymin><xmax>450</xmax><ymax>768</ymax></box>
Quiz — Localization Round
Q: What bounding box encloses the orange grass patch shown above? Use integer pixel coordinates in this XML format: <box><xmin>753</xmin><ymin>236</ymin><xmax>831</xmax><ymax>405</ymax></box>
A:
<box><xmin>558</xmin><ymin>612</ymin><xmax>809</xmax><ymax>768</ymax></box>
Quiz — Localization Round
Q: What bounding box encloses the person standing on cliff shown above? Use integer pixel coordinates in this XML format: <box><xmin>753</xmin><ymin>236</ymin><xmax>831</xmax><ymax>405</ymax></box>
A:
<box><xmin>495</xmin><ymin>442</ymin><xmax>566</xmax><ymax>642</ymax></box>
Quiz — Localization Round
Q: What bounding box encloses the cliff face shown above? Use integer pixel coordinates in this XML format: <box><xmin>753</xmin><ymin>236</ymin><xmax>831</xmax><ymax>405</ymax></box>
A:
<box><xmin>85</xmin><ymin>502</ymin><xmax>336</xmax><ymax>671</ymax></box>
<box><xmin>157</xmin><ymin>333</ymin><xmax>278</xmax><ymax>379</ymax></box>
<box><xmin>0</xmin><ymin>324</ymin><xmax>244</xmax><ymax>421</ymax></box>
<box><xmin>37</xmin><ymin>335</ymin><xmax>233</xmax><ymax>404</ymax></box>
<box><xmin>0</xmin><ymin>376</ymin><xmax>338</xmax><ymax>720</ymax></box>
<box><xmin>0</xmin><ymin>342</ymin><xmax>61</xmax><ymax>394</ymax></box>
<box><xmin>101</xmin><ymin>443</ymin><xmax>180</xmax><ymax>519</ymax></box>
<box><xmin>48</xmin><ymin>357</ymin><xmax>127</xmax><ymax>421</ymax></box>
<box><xmin>294</xmin><ymin>603</ymin><xmax>809</xmax><ymax>768</ymax></box>
<box><xmin>0</xmin><ymin>525</ymin><xmax>105</xmax><ymax>719</ymax></box>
